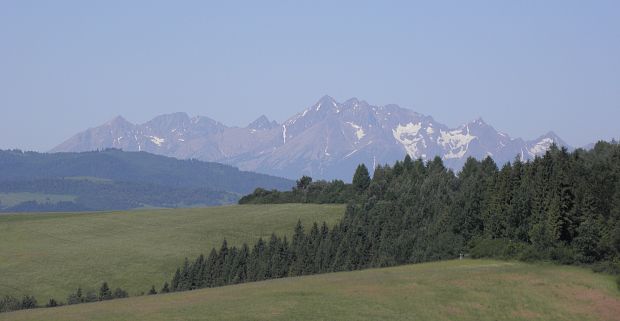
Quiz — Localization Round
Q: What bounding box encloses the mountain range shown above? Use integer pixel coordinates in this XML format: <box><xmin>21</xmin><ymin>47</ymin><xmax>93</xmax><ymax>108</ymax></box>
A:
<box><xmin>52</xmin><ymin>95</ymin><xmax>570</xmax><ymax>180</ymax></box>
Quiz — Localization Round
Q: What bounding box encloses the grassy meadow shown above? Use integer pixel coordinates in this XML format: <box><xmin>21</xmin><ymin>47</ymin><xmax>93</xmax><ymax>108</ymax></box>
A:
<box><xmin>0</xmin><ymin>204</ymin><xmax>344</xmax><ymax>301</ymax></box>
<box><xmin>3</xmin><ymin>259</ymin><xmax>619</xmax><ymax>321</ymax></box>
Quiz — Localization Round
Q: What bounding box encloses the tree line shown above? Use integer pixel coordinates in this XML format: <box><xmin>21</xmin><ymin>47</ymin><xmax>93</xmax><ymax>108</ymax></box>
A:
<box><xmin>239</xmin><ymin>163</ymin><xmax>371</xmax><ymax>204</ymax></box>
<box><xmin>0</xmin><ymin>282</ymin><xmax>132</xmax><ymax>313</ymax></box>
<box><xmin>170</xmin><ymin>142</ymin><xmax>620</xmax><ymax>294</ymax></box>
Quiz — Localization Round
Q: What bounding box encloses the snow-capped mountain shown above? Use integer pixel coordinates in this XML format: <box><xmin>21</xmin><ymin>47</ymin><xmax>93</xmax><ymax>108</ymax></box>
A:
<box><xmin>51</xmin><ymin>95</ymin><xmax>571</xmax><ymax>180</ymax></box>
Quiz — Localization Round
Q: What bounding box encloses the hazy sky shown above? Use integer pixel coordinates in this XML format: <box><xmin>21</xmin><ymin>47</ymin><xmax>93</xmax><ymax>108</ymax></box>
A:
<box><xmin>1</xmin><ymin>0</ymin><xmax>618</xmax><ymax>151</ymax></box>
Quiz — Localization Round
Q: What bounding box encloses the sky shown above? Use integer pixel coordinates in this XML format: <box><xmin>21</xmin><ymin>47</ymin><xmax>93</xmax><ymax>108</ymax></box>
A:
<box><xmin>1</xmin><ymin>0</ymin><xmax>618</xmax><ymax>151</ymax></box>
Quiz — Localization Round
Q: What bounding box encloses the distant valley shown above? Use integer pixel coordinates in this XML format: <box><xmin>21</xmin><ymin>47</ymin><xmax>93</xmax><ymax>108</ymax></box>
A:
<box><xmin>52</xmin><ymin>95</ymin><xmax>572</xmax><ymax>180</ymax></box>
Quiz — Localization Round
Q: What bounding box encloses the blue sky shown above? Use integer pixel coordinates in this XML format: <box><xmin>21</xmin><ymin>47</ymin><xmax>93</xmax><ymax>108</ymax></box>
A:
<box><xmin>1</xmin><ymin>0</ymin><xmax>618</xmax><ymax>151</ymax></box>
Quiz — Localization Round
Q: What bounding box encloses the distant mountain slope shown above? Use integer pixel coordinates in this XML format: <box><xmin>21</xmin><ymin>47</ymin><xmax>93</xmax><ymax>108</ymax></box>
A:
<box><xmin>0</xmin><ymin>178</ymin><xmax>239</xmax><ymax>212</ymax></box>
<box><xmin>51</xmin><ymin>96</ymin><xmax>571</xmax><ymax>180</ymax></box>
<box><xmin>0</xmin><ymin>149</ymin><xmax>294</xmax><ymax>212</ymax></box>
<box><xmin>0</xmin><ymin>149</ymin><xmax>293</xmax><ymax>194</ymax></box>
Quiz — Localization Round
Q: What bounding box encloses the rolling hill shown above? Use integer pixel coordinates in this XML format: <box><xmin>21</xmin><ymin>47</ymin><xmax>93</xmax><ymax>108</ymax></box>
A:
<box><xmin>3</xmin><ymin>259</ymin><xmax>618</xmax><ymax>321</ymax></box>
<box><xmin>0</xmin><ymin>204</ymin><xmax>345</xmax><ymax>300</ymax></box>
<box><xmin>0</xmin><ymin>149</ymin><xmax>294</xmax><ymax>211</ymax></box>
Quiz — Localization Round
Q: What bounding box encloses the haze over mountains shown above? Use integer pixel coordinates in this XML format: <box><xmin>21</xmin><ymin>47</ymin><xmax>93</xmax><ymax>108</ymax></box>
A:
<box><xmin>52</xmin><ymin>96</ymin><xmax>570</xmax><ymax>180</ymax></box>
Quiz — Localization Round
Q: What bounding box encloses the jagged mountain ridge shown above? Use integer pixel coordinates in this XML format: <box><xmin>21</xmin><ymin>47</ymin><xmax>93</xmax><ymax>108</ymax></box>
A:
<box><xmin>51</xmin><ymin>95</ymin><xmax>570</xmax><ymax>180</ymax></box>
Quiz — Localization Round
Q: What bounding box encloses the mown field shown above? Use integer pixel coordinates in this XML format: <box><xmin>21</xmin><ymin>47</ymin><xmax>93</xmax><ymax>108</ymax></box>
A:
<box><xmin>0</xmin><ymin>204</ymin><xmax>344</xmax><ymax>301</ymax></box>
<box><xmin>3</xmin><ymin>259</ymin><xmax>619</xmax><ymax>321</ymax></box>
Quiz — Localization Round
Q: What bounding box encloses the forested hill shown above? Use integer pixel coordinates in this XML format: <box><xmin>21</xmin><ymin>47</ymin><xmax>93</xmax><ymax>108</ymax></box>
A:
<box><xmin>0</xmin><ymin>149</ymin><xmax>293</xmax><ymax>194</ymax></box>
<box><xmin>169</xmin><ymin>141</ymin><xmax>620</xmax><ymax>293</ymax></box>
<box><xmin>0</xmin><ymin>149</ymin><xmax>293</xmax><ymax>212</ymax></box>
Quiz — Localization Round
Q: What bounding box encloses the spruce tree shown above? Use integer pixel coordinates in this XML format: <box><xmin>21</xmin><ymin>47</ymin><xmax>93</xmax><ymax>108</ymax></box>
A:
<box><xmin>608</xmin><ymin>180</ymin><xmax>620</xmax><ymax>256</ymax></box>
<box><xmin>223</xmin><ymin>246</ymin><xmax>239</xmax><ymax>284</ymax></box>
<box><xmin>234</xmin><ymin>243</ymin><xmax>249</xmax><ymax>283</ymax></box>
<box><xmin>0</xmin><ymin>295</ymin><xmax>21</xmax><ymax>312</ymax></box>
<box><xmin>99</xmin><ymin>282</ymin><xmax>112</xmax><ymax>301</ymax></box>
<box><xmin>403</xmin><ymin>154</ymin><xmax>413</xmax><ymax>170</ymax></box>
<box><xmin>179</xmin><ymin>257</ymin><xmax>191</xmax><ymax>290</ymax></box>
<box><xmin>213</xmin><ymin>240</ymin><xmax>229</xmax><ymax>286</ymax></box>
<box><xmin>289</xmin><ymin>220</ymin><xmax>307</xmax><ymax>276</ymax></box>
<box><xmin>171</xmin><ymin>268</ymin><xmax>181</xmax><ymax>291</ymax></box>
<box><xmin>352</xmin><ymin>164</ymin><xmax>371</xmax><ymax>192</ymax></box>
<box><xmin>20</xmin><ymin>295</ymin><xmax>37</xmax><ymax>309</ymax></box>
<box><xmin>113</xmin><ymin>287</ymin><xmax>128</xmax><ymax>298</ymax></box>
<box><xmin>66</xmin><ymin>288</ymin><xmax>82</xmax><ymax>305</ymax></box>
<box><xmin>266</xmin><ymin>235</ymin><xmax>279</xmax><ymax>278</ymax></box>
<box><xmin>574</xmin><ymin>214</ymin><xmax>603</xmax><ymax>263</ymax></box>
<box><xmin>161</xmin><ymin>282</ymin><xmax>170</xmax><ymax>293</ymax></box>
<box><xmin>46</xmin><ymin>298</ymin><xmax>58</xmax><ymax>307</ymax></box>
<box><xmin>84</xmin><ymin>291</ymin><xmax>98</xmax><ymax>303</ymax></box>
<box><xmin>191</xmin><ymin>254</ymin><xmax>205</xmax><ymax>289</ymax></box>
<box><xmin>205</xmin><ymin>248</ymin><xmax>218</xmax><ymax>287</ymax></box>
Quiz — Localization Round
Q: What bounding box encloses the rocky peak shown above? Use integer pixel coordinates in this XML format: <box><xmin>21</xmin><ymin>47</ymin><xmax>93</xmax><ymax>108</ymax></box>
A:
<box><xmin>247</xmin><ymin>115</ymin><xmax>278</xmax><ymax>130</ymax></box>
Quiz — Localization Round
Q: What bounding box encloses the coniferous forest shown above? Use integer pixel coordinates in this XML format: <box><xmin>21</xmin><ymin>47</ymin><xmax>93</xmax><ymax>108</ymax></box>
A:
<box><xmin>3</xmin><ymin>142</ymin><xmax>620</xmax><ymax>313</ymax></box>
<box><xmin>169</xmin><ymin>142</ymin><xmax>620</xmax><ymax>292</ymax></box>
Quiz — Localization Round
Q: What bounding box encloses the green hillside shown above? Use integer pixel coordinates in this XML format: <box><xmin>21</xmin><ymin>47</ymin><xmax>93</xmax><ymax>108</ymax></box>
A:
<box><xmin>3</xmin><ymin>259</ymin><xmax>619</xmax><ymax>321</ymax></box>
<box><xmin>0</xmin><ymin>204</ymin><xmax>344</xmax><ymax>301</ymax></box>
<box><xmin>0</xmin><ymin>149</ymin><xmax>294</xmax><ymax>211</ymax></box>
<box><xmin>0</xmin><ymin>149</ymin><xmax>294</xmax><ymax>194</ymax></box>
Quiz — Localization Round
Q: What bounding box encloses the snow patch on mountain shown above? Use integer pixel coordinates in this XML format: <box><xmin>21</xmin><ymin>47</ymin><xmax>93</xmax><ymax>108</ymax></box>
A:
<box><xmin>392</xmin><ymin>122</ymin><xmax>424</xmax><ymax>157</ymax></box>
<box><xmin>393</xmin><ymin>122</ymin><xmax>422</xmax><ymax>137</ymax></box>
<box><xmin>438</xmin><ymin>129</ymin><xmax>476</xmax><ymax>160</ymax></box>
<box><xmin>148</xmin><ymin>136</ymin><xmax>165</xmax><ymax>146</ymax></box>
<box><xmin>324</xmin><ymin>136</ymin><xmax>330</xmax><ymax>156</ymax></box>
<box><xmin>344</xmin><ymin>149</ymin><xmax>358</xmax><ymax>158</ymax></box>
<box><xmin>346</xmin><ymin>122</ymin><xmax>366</xmax><ymax>140</ymax></box>
<box><xmin>529</xmin><ymin>137</ymin><xmax>555</xmax><ymax>155</ymax></box>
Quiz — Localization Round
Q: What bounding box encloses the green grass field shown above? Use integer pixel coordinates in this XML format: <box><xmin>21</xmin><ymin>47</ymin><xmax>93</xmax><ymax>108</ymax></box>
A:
<box><xmin>3</xmin><ymin>259</ymin><xmax>619</xmax><ymax>321</ymax></box>
<box><xmin>0</xmin><ymin>204</ymin><xmax>344</xmax><ymax>301</ymax></box>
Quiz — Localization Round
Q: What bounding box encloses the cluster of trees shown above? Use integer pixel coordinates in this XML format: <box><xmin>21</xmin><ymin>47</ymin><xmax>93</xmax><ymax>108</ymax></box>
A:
<box><xmin>167</xmin><ymin>224</ymin><xmax>331</xmax><ymax>291</ymax></box>
<box><xmin>173</xmin><ymin>142</ymin><xmax>620</xmax><ymax>293</ymax></box>
<box><xmin>65</xmin><ymin>282</ymin><xmax>129</xmax><ymax>305</ymax></box>
<box><xmin>0</xmin><ymin>282</ymin><xmax>130</xmax><ymax>313</ymax></box>
<box><xmin>239</xmin><ymin>164</ymin><xmax>371</xmax><ymax>204</ymax></box>
<box><xmin>0</xmin><ymin>295</ymin><xmax>37</xmax><ymax>313</ymax></box>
